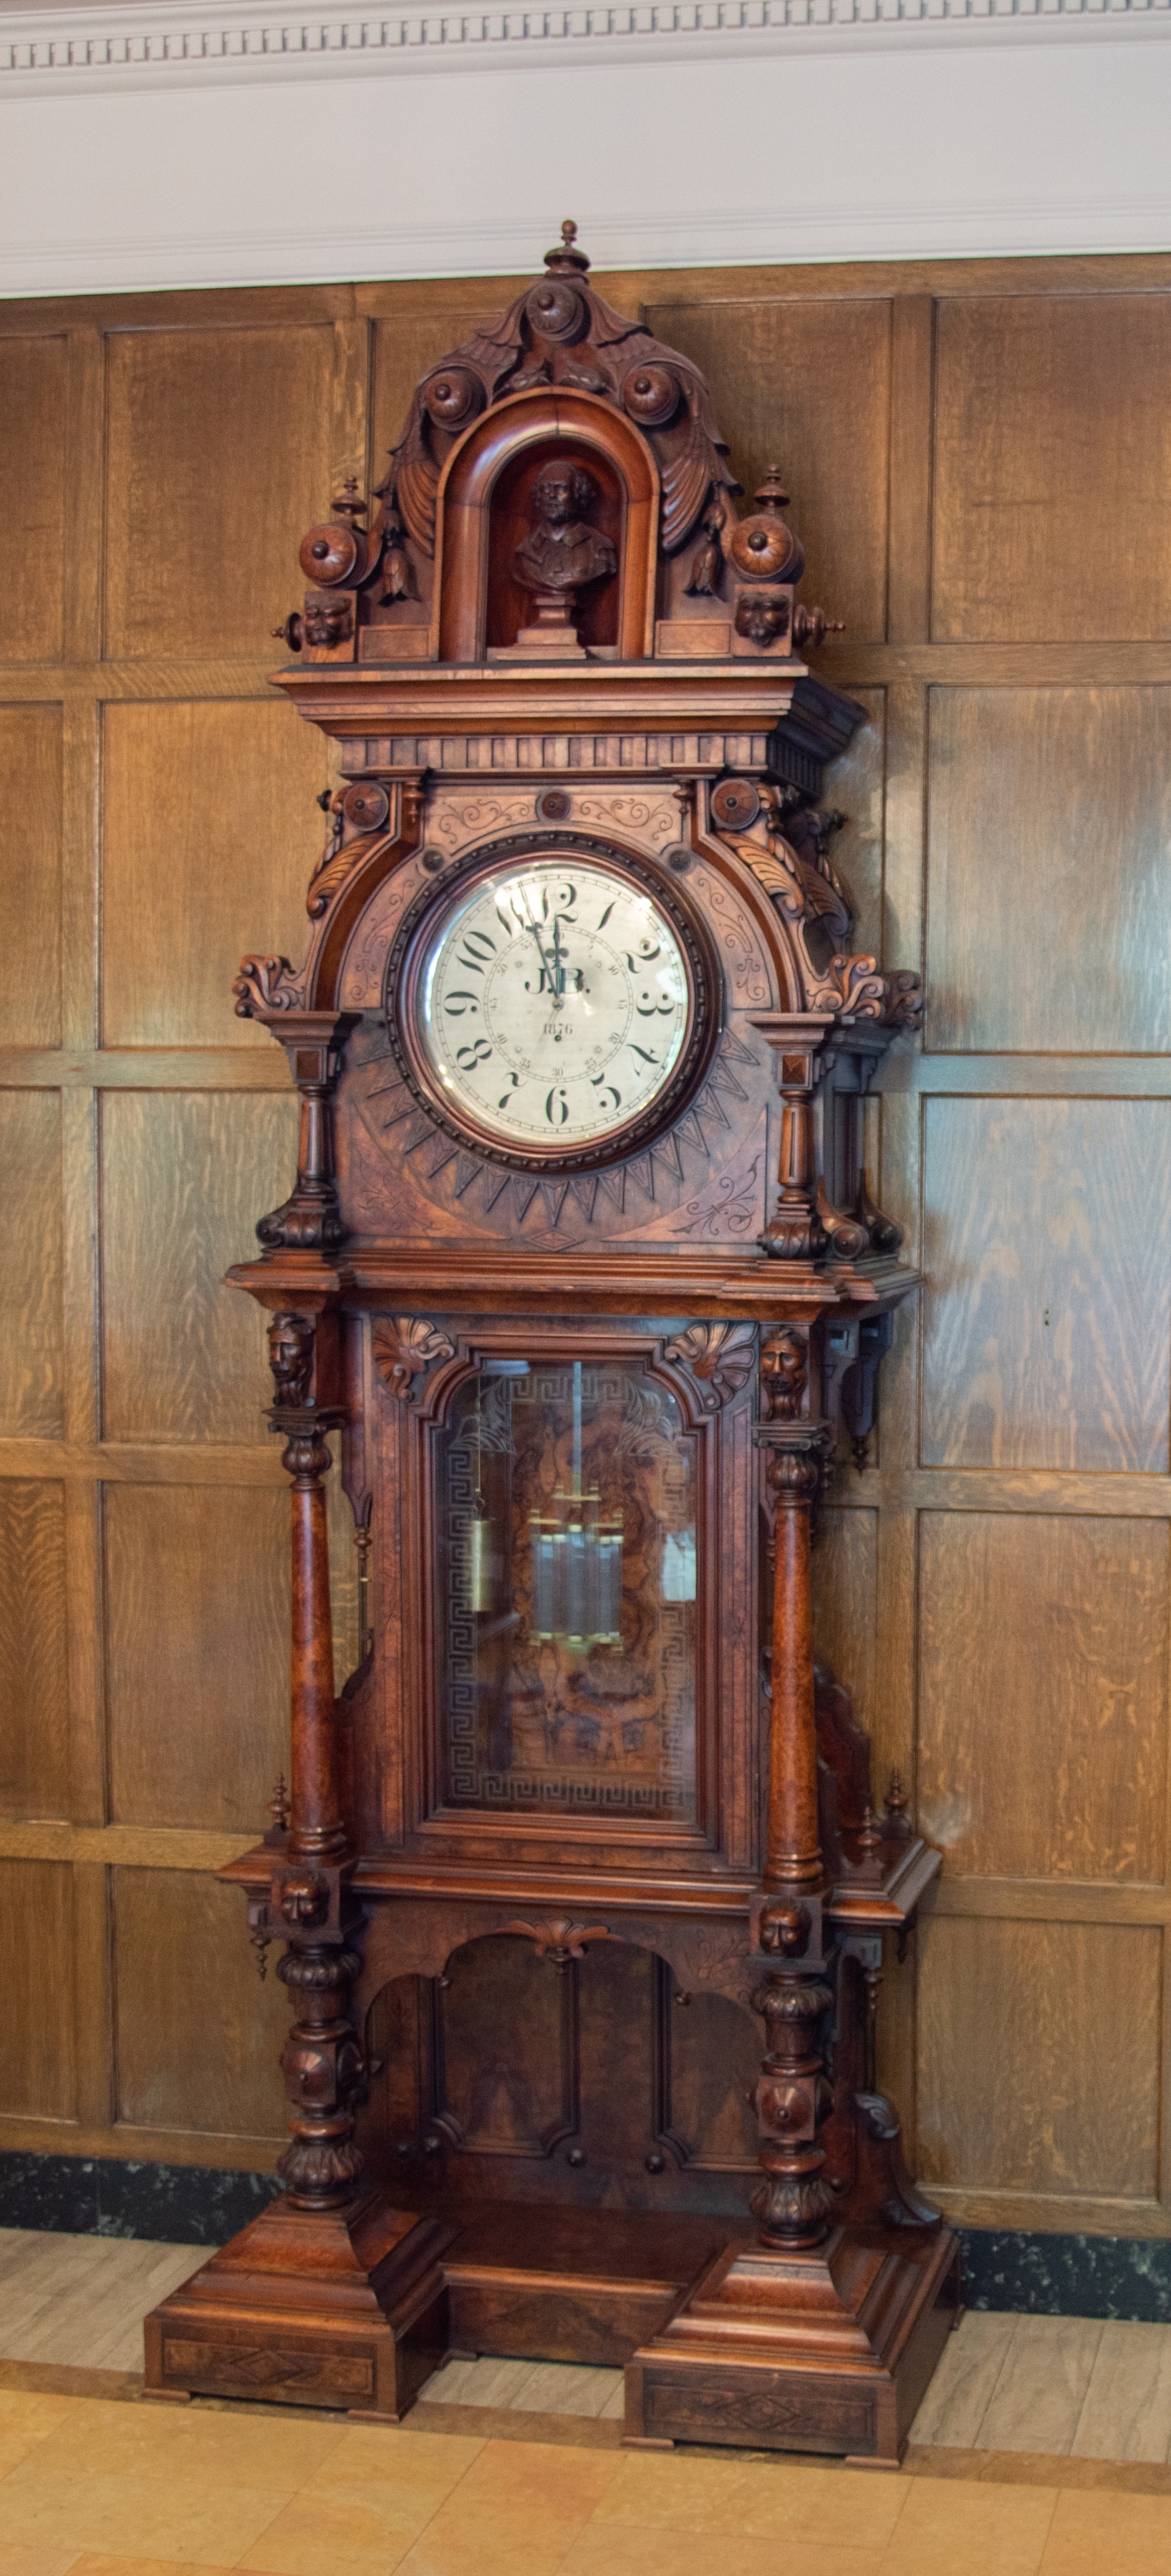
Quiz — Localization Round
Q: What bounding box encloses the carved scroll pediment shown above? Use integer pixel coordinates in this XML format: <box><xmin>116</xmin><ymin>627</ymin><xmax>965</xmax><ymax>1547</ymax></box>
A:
<box><xmin>382</xmin><ymin>223</ymin><xmax>738</xmax><ymax>566</ymax></box>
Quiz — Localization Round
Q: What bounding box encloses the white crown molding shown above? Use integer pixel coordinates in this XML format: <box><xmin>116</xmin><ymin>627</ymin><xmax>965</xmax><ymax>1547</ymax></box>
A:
<box><xmin>2</xmin><ymin>0</ymin><xmax>1169</xmax><ymax>95</ymax></box>
<box><xmin>2</xmin><ymin>192</ymin><xmax>1168</xmax><ymax>295</ymax></box>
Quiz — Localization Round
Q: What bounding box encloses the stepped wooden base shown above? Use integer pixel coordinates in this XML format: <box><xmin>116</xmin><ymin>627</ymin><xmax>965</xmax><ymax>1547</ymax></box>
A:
<box><xmin>143</xmin><ymin>2194</ymin><xmax>453</xmax><ymax>2421</ymax></box>
<box><xmin>626</xmin><ymin>2223</ymin><xmax>962</xmax><ymax>2464</ymax></box>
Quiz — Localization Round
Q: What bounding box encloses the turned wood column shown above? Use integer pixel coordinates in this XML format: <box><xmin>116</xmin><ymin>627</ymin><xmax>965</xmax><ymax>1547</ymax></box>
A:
<box><xmin>264</xmin><ymin>1312</ymin><xmax>368</xmax><ymax>2212</ymax></box>
<box><xmin>752</xmin><ymin>1328</ymin><xmax>835</xmax><ymax>2251</ymax></box>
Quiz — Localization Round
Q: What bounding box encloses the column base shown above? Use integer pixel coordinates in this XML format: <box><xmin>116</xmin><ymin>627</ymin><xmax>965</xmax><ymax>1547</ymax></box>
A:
<box><xmin>143</xmin><ymin>2192</ymin><xmax>453</xmax><ymax>2421</ymax></box>
<box><xmin>625</xmin><ymin>2222</ymin><xmax>961</xmax><ymax>2464</ymax></box>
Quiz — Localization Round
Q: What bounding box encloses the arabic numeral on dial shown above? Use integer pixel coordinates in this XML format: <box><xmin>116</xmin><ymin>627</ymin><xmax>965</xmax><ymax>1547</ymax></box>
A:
<box><xmin>545</xmin><ymin>1087</ymin><xmax>570</xmax><ymax>1126</ymax></box>
<box><xmin>589</xmin><ymin>1077</ymin><xmax>621</xmax><ymax>1112</ymax></box>
<box><xmin>497</xmin><ymin>1073</ymin><xmax>523</xmax><ymax>1107</ymax></box>
<box><xmin>629</xmin><ymin>1043</ymin><xmax>659</xmax><ymax>1068</ymax></box>
<box><xmin>457</xmin><ymin>930</ymin><xmax>496</xmax><ymax>970</ymax></box>
<box><xmin>455</xmin><ymin>1037</ymin><xmax>492</xmax><ymax>1069</ymax></box>
<box><xmin>625</xmin><ymin>940</ymin><xmax>661</xmax><ymax>969</ymax></box>
<box><xmin>635</xmin><ymin>987</ymin><xmax>675</xmax><ymax>1017</ymax></box>
<box><xmin>443</xmin><ymin>990</ymin><xmax>479</xmax><ymax>1016</ymax></box>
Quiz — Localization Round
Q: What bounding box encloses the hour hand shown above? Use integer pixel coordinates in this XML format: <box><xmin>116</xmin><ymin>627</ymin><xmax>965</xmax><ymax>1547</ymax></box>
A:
<box><xmin>520</xmin><ymin>908</ymin><xmax>558</xmax><ymax>1002</ymax></box>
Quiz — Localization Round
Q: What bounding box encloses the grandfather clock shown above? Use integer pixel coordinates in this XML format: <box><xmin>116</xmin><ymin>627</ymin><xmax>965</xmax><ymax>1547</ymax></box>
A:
<box><xmin>145</xmin><ymin>225</ymin><xmax>959</xmax><ymax>2462</ymax></box>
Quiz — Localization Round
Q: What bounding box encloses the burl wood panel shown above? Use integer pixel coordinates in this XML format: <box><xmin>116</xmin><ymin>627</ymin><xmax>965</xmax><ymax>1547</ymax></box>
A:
<box><xmin>104</xmin><ymin>326</ymin><xmax>335</xmax><ymax>660</ymax></box>
<box><xmin>917</xmin><ymin>1916</ymin><xmax>1161</xmax><ymax>2200</ymax></box>
<box><xmin>664</xmin><ymin>1983</ymin><xmax>760</xmax><ymax>2171</ymax></box>
<box><xmin>0</xmin><ymin>1859</ymin><xmax>76</xmax><ymax>2119</ymax></box>
<box><xmin>933</xmin><ymin>293</ymin><xmax>1171</xmax><ymax>642</ymax></box>
<box><xmin>101</xmin><ymin>1091</ymin><xmax>299</xmax><ymax>1443</ymax></box>
<box><xmin>646</xmin><ymin>297</ymin><xmax>892</xmax><ymax>640</ymax></box>
<box><xmin>0</xmin><ymin>338</ymin><xmax>67</xmax><ymax>664</ymax></box>
<box><xmin>101</xmin><ymin>700</ymin><xmax>327</xmax><ymax>1049</ymax></box>
<box><xmin>926</xmin><ymin>688</ymin><xmax>1171</xmax><ymax>1055</ymax></box>
<box><xmin>0</xmin><ymin>706</ymin><xmax>62</xmax><ymax>1047</ymax></box>
<box><xmin>918</xmin><ymin>1511</ymin><xmax>1169</xmax><ymax>1884</ymax></box>
<box><xmin>439</xmin><ymin>1937</ymin><xmax>573</xmax><ymax>2156</ymax></box>
<box><xmin>811</xmin><ymin>1506</ymin><xmax>878</xmax><ymax>1731</ymax></box>
<box><xmin>105</xmin><ymin>1485</ymin><xmax>289</xmax><ymax>1831</ymax></box>
<box><xmin>0</xmin><ymin>1482</ymin><xmax>69</xmax><ymax>1823</ymax></box>
<box><xmin>920</xmin><ymin>1097</ymin><xmax>1171</xmax><ymax>1475</ymax></box>
<box><xmin>113</xmin><ymin>1866</ymin><xmax>287</xmax><ymax>2136</ymax></box>
<box><xmin>0</xmin><ymin>1091</ymin><xmax>63</xmax><ymax>1439</ymax></box>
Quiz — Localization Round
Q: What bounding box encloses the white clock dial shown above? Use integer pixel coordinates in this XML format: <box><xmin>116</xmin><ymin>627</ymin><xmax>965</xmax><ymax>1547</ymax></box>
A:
<box><xmin>417</xmin><ymin>856</ymin><xmax>693</xmax><ymax>1152</ymax></box>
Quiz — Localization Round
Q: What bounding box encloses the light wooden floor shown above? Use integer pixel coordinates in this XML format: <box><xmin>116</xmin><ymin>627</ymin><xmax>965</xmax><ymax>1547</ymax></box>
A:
<box><xmin>5</xmin><ymin>2229</ymin><xmax>1171</xmax><ymax>2571</ymax></box>
<box><xmin>5</xmin><ymin>2226</ymin><xmax>1171</xmax><ymax>2465</ymax></box>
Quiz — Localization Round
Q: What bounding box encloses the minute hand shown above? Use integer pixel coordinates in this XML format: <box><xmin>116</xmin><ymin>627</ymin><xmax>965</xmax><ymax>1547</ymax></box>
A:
<box><xmin>519</xmin><ymin>902</ymin><xmax>560</xmax><ymax>1005</ymax></box>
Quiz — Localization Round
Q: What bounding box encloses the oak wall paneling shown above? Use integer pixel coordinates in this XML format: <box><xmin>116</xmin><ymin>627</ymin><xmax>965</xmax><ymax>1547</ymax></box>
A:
<box><xmin>2</xmin><ymin>256</ymin><xmax>1171</xmax><ymax>2232</ymax></box>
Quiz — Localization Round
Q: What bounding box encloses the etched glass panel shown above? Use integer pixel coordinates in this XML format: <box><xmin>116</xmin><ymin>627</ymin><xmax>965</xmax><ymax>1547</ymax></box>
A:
<box><xmin>437</xmin><ymin>1357</ymin><xmax>697</xmax><ymax>1820</ymax></box>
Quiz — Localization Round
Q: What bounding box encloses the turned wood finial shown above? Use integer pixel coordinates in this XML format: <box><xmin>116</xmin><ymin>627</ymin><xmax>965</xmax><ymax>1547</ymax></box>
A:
<box><xmin>545</xmin><ymin>215</ymin><xmax>590</xmax><ymax>273</ymax></box>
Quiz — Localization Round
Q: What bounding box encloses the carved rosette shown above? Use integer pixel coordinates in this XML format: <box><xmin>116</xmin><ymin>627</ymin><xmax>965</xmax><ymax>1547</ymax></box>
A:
<box><xmin>372</xmin><ymin>1316</ymin><xmax>456</xmax><ymax>1402</ymax></box>
<box><xmin>664</xmin><ymin>1320</ymin><xmax>756</xmax><ymax>1411</ymax></box>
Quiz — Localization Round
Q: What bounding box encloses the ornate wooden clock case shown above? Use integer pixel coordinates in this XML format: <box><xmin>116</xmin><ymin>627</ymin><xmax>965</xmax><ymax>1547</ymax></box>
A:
<box><xmin>145</xmin><ymin>227</ymin><xmax>960</xmax><ymax>2463</ymax></box>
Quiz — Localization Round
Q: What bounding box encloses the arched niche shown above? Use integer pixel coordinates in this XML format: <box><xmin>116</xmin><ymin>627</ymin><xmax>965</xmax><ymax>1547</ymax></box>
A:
<box><xmin>433</xmin><ymin>390</ymin><xmax>660</xmax><ymax>665</ymax></box>
<box><xmin>361</xmin><ymin>1932</ymin><xmax>760</xmax><ymax>2214</ymax></box>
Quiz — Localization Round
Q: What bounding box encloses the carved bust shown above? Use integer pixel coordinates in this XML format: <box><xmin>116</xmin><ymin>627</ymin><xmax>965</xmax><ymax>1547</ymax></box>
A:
<box><xmin>513</xmin><ymin>462</ymin><xmax>617</xmax><ymax>600</ymax></box>
<box><xmin>267</xmin><ymin>1311</ymin><xmax>314</xmax><ymax>1407</ymax></box>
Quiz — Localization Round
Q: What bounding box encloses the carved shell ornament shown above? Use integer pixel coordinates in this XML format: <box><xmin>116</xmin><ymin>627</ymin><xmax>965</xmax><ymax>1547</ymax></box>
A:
<box><xmin>664</xmin><ymin>1322</ymin><xmax>757</xmax><ymax>1411</ymax></box>
<box><xmin>372</xmin><ymin>1316</ymin><xmax>456</xmax><ymax>1402</ymax></box>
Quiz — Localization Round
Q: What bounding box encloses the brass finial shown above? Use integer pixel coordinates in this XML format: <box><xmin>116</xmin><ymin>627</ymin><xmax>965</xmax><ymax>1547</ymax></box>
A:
<box><xmin>562</xmin><ymin>218</ymin><xmax>577</xmax><ymax>248</ymax></box>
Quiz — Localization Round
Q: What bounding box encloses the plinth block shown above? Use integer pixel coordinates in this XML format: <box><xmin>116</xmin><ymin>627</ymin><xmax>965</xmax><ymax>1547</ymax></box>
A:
<box><xmin>626</xmin><ymin>2224</ymin><xmax>961</xmax><ymax>2464</ymax></box>
<box><xmin>144</xmin><ymin>2194</ymin><xmax>453</xmax><ymax>2421</ymax></box>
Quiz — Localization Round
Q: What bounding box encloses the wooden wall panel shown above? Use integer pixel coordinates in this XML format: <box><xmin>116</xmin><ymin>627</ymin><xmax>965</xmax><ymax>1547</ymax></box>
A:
<box><xmin>0</xmin><ymin>1091</ymin><xmax>63</xmax><ymax>1439</ymax></box>
<box><xmin>646</xmin><ymin>298</ymin><xmax>892</xmax><ymax>641</ymax></box>
<box><xmin>824</xmin><ymin>687</ymin><xmax>885</xmax><ymax>966</ymax></box>
<box><xmin>104</xmin><ymin>326</ymin><xmax>336</xmax><ymax>660</ymax></box>
<box><xmin>0</xmin><ymin>1859</ymin><xmax>76</xmax><ymax>2119</ymax></box>
<box><xmin>105</xmin><ymin>1485</ymin><xmax>290</xmax><ymax>1831</ymax></box>
<box><xmin>113</xmin><ymin>1866</ymin><xmax>287</xmax><ymax>2136</ymax></box>
<box><xmin>101</xmin><ymin>700</ymin><xmax>328</xmax><ymax>1050</ymax></box>
<box><xmin>921</xmin><ymin>1097</ymin><xmax>1171</xmax><ymax>1475</ymax></box>
<box><xmin>0</xmin><ymin>1482</ymin><xmax>69</xmax><ymax>1822</ymax></box>
<box><xmin>933</xmin><ymin>294</ymin><xmax>1171</xmax><ymax>642</ymax></box>
<box><xmin>812</xmin><ymin>1506</ymin><xmax>877</xmax><ymax>1729</ymax></box>
<box><xmin>917</xmin><ymin>1916</ymin><xmax>1161</xmax><ymax>2201</ymax></box>
<box><xmin>101</xmin><ymin>1091</ymin><xmax>298</xmax><ymax>1443</ymax></box>
<box><xmin>0</xmin><ymin>706</ymin><xmax>62</xmax><ymax>1047</ymax></box>
<box><xmin>926</xmin><ymin>688</ymin><xmax>1171</xmax><ymax>1055</ymax></box>
<box><xmin>2</xmin><ymin>260</ymin><xmax>1170</xmax><ymax>2226</ymax></box>
<box><xmin>0</xmin><ymin>339</ymin><xmax>67</xmax><ymax>664</ymax></box>
<box><xmin>919</xmin><ymin>1512</ymin><xmax>1169</xmax><ymax>1884</ymax></box>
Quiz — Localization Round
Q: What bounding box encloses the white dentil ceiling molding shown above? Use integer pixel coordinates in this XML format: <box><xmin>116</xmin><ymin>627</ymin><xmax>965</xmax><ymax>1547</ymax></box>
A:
<box><xmin>1</xmin><ymin>0</ymin><xmax>1169</xmax><ymax>92</ymax></box>
<box><xmin>0</xmin><ymin>3</ymin><xmax>1168</xmax><ymax>294</ymax></box>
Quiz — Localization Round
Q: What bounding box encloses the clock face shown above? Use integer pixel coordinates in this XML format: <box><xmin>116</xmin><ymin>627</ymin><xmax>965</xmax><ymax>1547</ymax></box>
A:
<box><xmin>404</xmin><ymin>850</ymin><xmax>698</xmax><ymax>1158</ymax></box>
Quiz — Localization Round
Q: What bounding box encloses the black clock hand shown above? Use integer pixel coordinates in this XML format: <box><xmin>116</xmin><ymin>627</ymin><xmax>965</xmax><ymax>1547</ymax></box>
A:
<box><xmin>518</xmin><ymin>892</ymin><xmax>560</xmax><ymax>1005</ymax></box>
<box><xmin>550</xmin><ymin>913</ymin><xmax>567</xmax><ymax>1001</ymax></box>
